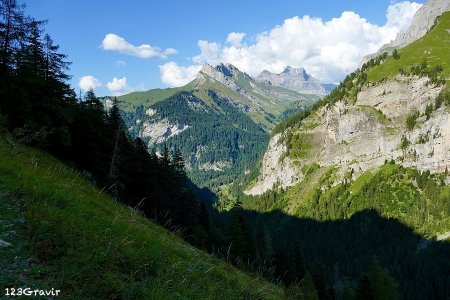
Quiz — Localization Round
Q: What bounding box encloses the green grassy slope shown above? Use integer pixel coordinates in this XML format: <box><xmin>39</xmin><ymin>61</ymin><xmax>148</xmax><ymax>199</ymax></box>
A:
<box><xmin>0</xmin><ymin>140</ymin><xmax>284</xmax><ymax>299</ymax></box>
<box><xmin>117</xmin><ymin>70</ymin><xmax>317</xmax><ymax>130</ymax></box>
<box><xmin>117</xmin><ymin>84</ymin><xmax>192</xmax><ymax>112</ymax></box>
<box><xmin>367</xmin><ymin>12</ymin><xmax>450</xmax><ymax>83</ymax></box>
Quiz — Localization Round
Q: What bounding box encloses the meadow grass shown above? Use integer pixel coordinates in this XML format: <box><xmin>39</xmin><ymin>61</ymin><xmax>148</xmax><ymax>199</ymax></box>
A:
<box><xmin>367</xmin><ymin>12</ymin><xmax>450</xmax><ymax>84</ymax></box>
<box><xmin>0</xmin><ymin>140</ymin><xmax>284</xmax><ymax>299</ymax></box>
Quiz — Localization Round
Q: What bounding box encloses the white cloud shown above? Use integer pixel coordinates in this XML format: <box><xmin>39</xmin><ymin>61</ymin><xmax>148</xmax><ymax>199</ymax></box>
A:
<box><xmin>159</xmin><ymin>62</ymin><xmax>202</xmax><ymax>87</ymax></box>
<box><xmin>163</xmin><ymin>48</ymin><xmax>178</xmax><ymax>56</ymax></box>
<box><xmin>226</xmin><ymin>32</ymin><xmax>246</xmax><ymax>47</ymax></box>
<box><xmin>101</xmin><ymin>33</ymin><xmax>177</xmax><ymax>59</ymax></box>
<box><xmin>115</xmin><ymin>60</ymin><xmax>127</xmax><ymax>67</ymax></box>
<box><xmin>192</xmin><ymin>40</ymin><xmax>221</xmax><ymax>64</ymax></box>
<box><xmin>386</xmin><ymin>1</ymin><xmax>422</xmax><ymax>32</ymax></box>
<box><xmin>107</xmin><ymin>77</ymin><xmax>128</xmax><ymax>94</ymax></box>
<box><xmin>160</xmin><ymin>1</ymin><xmax>422</xmax><ymax>86</ymax></box>
<box><xmin>79</xmin><ymin>75</ymin><xmax>101</xmax><ymax>91</ymax></box>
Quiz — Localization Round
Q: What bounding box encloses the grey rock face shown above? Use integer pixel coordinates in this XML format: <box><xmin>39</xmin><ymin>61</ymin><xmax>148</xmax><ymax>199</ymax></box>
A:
<box><xmin>391</xmin><ymin>0</ymin><xmax>450</xmax><ymax>49</ymax></box>
<box><xmin>245</xmin><ymin>133</ymin><xmax>301</xmax><ymax>195</ymax></box>
<box><xmin>362</xmin><ymin>0</ymin><xmax>450</xmax><ymax>64</ymax></box>
<box><xmin>246</xmin><ymin>76</ymin><xmax>449</xmax><ymax>195</ymax></box>
<box><xmin>194</xmin><ymin>63</ymin><xmax>321</xmax><ymax>121</ymax></box>
<box><xmin>141</xmin><ymin>118</ymin><xmax>189</xmax><ymax>145</ymax></box>
<box><xmin>257</xmin><ymin>66</ymin><xmax>333</xmax><ymax>95</ymax></box>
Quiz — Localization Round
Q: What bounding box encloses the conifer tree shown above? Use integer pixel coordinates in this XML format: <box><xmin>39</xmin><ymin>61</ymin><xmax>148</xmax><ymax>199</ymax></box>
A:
<box><xmin>171</xmin><ymin>147</ymin><xmax>185</xmax><ymax>172</ymax></box>
<box><xmin>0</xmin><ymin>0</ymin><xmax>27</xmax><ymax>75</ymax></box>
<box><xmin>198</xmin><ymin>201</ymin><xmax>211</xmax><ymax>244</ymax></box>
<box><xmin>108</xmin><ymin>97</ymin><xmax>125</xmax><ymax>197</ymax></box>
<box><xmin>255</xmin><ymin>219</ymin><xmax>272</xmax><ymax>267</ymax></box>
<box><xmin>160</xmin><ymin>145</ymin><xmax>171</xmax><ymax>166</ymax></box>
<box><xmin>230</xmin><ymin>210</ymin><xmax>249</xmax><ymax>264</ymax></box>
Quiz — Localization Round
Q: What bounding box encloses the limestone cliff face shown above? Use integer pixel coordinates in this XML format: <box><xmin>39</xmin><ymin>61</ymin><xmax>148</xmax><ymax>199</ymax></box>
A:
<box><xmin>246</xmin><ymin>76</ymin><xmax>449</xmax><ymax>195</ymax></box>
<box><xmin>246</xmin><ymin>134</ymin><xmax>301</xmax><ymax>195</ymax></box>
<box><xmin>141</xmin><ymin>118</ymin><xmax>189</xmax><ymax>145</ymax></box>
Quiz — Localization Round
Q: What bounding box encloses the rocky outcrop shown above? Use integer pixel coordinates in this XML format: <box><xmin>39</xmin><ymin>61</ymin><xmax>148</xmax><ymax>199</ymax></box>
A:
<box><xmin>246</xmin><ymin>76</ymin><xmax>449</xmax><ymax>195</ymax></box>
<box><xmin>0</xmin><ymin>239</ymin><xmax>12</xmax><ymax>248</ymax></box>
<box><xmin>199</xmin><ymin>161</ymin><xmax>232</xmax><ymax>171</ymax></box>
<box><xmin>246</xmin><ymin>133</ymin><xmax>302</xmax><ymax>195</ymax></box>
<box><xmin>141</xmin><ymin>118</ymin><xmax>189</xmax><ymax>145</ymax></box>
<box><xmin>145</xmin><ymin>108</ymin><xmax>156</xmax><ymax>116</ymax></box>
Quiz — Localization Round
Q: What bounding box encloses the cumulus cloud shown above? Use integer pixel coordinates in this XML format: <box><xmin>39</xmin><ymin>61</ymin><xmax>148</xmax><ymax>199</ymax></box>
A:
<box><xmin>159</xmin><ymin>62</ymin><xmax>202</xmax><ymax>87</ymax></box>
<box><xmin>79</xmin><ymin>75</ymin><xmax>101</xmax><ymax>91</ymax></box>
<box><xmin>160</xmin><ymin>1</ymin><xmax>422</xmax><ymax>86</ymax></box>
<box><xmin>226</xmin><ymin>32</ymin><xmax>246</xmax><ymax>47</ymax></box>
<box><xmin>101</xmin><ymin>33</ymin><xmax>177</xmax><ymax>59</ymax></box>
<box><xmin>192</xmin><ymin>40</ymin><xmax>221</xmax><ymax>64</ymax></box>
<box><xmin>386</xmin><ymin>1</ymin><xmax>422</xmax><ymax>32</ymax></box>
<box><xmin>107</xmin><ymin>77</ymin><xmax>128</xmax><ymax>94</ymax></box>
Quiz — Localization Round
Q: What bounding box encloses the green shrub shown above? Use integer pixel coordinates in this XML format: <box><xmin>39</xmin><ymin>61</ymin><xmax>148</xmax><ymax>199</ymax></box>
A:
<box><xmin>406</xmin><ymin>111</ymin><xmax>420</xmax><ymax>131</ymax></box>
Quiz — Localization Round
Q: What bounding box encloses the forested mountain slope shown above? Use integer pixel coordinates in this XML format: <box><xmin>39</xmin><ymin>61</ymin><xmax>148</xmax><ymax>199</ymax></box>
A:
<box><xmin>126</xmin><ymin>91</ymin><xmax>268</xmax><ymax>190</ymax></box>
<box><xmin>117</xmin><ymin>63</ymin><xmax>323</xmax><ymax>190</ymax></box>
<box><xmin>117</xmin><ymin>63</ymin><xmax>320</xmax><ymax>129</ymax></box>
<box><xmin>230</xmin><ymin>11</ymin><xmax>450</xmax><ymax>300</ymax></box>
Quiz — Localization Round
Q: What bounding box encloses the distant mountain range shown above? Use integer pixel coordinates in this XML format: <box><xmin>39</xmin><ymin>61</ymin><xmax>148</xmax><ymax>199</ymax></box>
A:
<box><xmin>257</xmin><ymin>66</ymin><xmax>336</xmax><ymax>96</ymax></box>
<box><xmin>108</xmin><ymin>63</ymin><xmax>332</xmax><ymax>189</ymax></box>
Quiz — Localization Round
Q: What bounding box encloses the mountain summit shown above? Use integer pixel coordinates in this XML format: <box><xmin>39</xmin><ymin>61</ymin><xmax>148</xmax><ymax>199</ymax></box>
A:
<box><xmin>257</xmin><ymin>66</ymin><xmax>335</xmax><ymax>95</ymax></box>
<box><xmin>119</xmin><ymin>62</ymin><xmax>322</xmax><ymax>189</ymax></box>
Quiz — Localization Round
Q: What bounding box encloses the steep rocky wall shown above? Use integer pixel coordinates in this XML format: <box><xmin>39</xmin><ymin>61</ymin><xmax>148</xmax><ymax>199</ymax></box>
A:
<box><xmin>246</xmin><ymin>76</ymin><xmax>448</xmax><ymax>195</ymax></box>
<box><xmin>245</xmin><ymin>133</ymin><xmax>302</xmax><ymax>195</ymax></box>
<box><xmin>141</xmin><ymin>118</ymin><xmax>189</xmax><ymax>145</ymax></box>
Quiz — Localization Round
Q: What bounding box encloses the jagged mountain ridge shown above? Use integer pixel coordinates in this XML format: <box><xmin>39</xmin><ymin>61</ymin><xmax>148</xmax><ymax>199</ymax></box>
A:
<box><xmin>183</xmin><ymin>62</ymin><xmax>322</xmax><ymax>129</ymax></box>
<box><xmin>115</xmin><ymin>63</ymin><xmax>330</xmax><ymax>189</ymax></box>
<box><xmin>117</xmin><ymin>63</ymin><xmax>324</xmax><ymax>130</ymax></box>
<box><xmin>257</xmin><ymin>66</ymin><xmax>336</xmax><ymax>95</ymax></box>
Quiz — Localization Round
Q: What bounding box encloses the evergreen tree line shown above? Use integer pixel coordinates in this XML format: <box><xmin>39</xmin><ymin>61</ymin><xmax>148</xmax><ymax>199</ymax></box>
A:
<box><xmin>0</xmin><ymin>0</ymin><xmax>207</xmax><ymax>243</ymax></box>
<box><xmin>125</xmin><ymin>90</ymin><xmax>269</xmax><ymax>191</ymax></box>
<box><xmin>231</xmin><ymin>163</ymin><xmax>450</xmax><ymax>299</ymax></box>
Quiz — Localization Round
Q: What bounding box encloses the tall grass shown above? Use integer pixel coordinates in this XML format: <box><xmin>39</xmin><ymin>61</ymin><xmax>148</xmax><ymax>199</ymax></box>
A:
<box><xmin>0</xmin><ymin>141</ymin><xmax>284</xmax><ymax>299</ymax></box>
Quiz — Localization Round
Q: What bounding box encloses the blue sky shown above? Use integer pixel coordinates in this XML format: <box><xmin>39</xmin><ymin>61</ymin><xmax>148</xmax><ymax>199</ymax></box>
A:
<box><xmin>23</xmin><ymin>0</ymin><xmax>425</xmax><ymax>96</ymax></box>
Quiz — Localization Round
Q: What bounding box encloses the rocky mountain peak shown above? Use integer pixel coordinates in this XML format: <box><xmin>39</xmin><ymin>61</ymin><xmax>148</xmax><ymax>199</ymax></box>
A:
<box><xmin>282</xmin><ymin>66</ymin><xmax>309</xmax><ymax>79</ymax></box>
<box><xmin>257</xmin><ymin>67</ymin><xmax>331</xmax><ymax>95</ymax></box>
<box><xmin>215</xmin><ymin>63</ymin><xmax>236</xmax><ymax>77</ymax></box>
<box><xmin>199</xmin><ymin>63</ymin><xmax>216</xmax><ymax>77</ymax></box>
<box><xmin>196</xmin><ymin>62</ymin><xmax>256</xmax><ymax>87</ymax></box>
